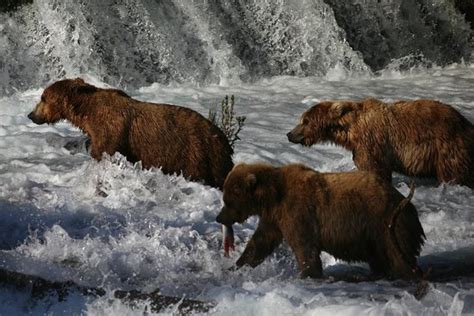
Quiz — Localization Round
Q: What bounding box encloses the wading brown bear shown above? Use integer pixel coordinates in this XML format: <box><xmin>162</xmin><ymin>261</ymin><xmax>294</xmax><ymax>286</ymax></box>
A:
<box><xmin>216</xmin><ymin>163</ymin><xmax>425</xmax><ymax>280</ymax></box>
<box><xmin>287</xmin><ymin>99</ymin><xmax>474</xmax><ymax>187</ymax></box>
<box><xmin>28</xmin><ymin>78</ymin><xmax>234</xmax><ymax>188</ymax></box>
<box><xmin>28</xmin><ymin>78</ymin><xmax>235</xmax><ymax>253</ymax></box>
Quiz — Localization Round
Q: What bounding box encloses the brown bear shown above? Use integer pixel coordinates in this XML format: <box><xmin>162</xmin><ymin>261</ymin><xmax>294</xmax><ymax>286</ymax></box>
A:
<box><xmin>216</xmin><ymin>163</ymin><xmax>425</xmax><ymax>280</ymax></box>
<box><xmin>28</xmin><ymin>78</ymin><xmax>234</xmax><ymax>188</ymax></box>
<box><xmin>28</xmin><ymin>78</ymin><xmax>235</xmax><ymax>253</ymax></box>
<box><xmin>287</xmin><ymin>99</ymin><xmax>474</xmax><ymax>187</ymax></box>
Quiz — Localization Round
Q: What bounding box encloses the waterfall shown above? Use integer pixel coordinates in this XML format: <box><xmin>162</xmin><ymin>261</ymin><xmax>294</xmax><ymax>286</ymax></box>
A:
<box><xmin>0</xmin><ymin>0</ymin><xmax>471</xmax><ymax>94</ymax></box>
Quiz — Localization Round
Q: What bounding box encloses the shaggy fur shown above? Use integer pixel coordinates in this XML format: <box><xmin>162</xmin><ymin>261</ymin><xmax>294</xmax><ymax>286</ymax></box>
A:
<box><xmin>216</xmin><ymin>163</ymin><xmax>425</xmax><ymax>280</ymax></box>
<box><xmin>287</xmin><ymin>99</ymin><xmax>474</xmax><ymax>187</ymax></box>
<box><xmin>28</xmin><ymin>78</ymin><xmax>234</xmax><ymax>189</ymax></box>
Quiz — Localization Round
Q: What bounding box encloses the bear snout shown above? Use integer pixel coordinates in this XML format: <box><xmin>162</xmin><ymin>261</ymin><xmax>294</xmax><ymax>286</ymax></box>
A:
<box><xmin>216</xmin><ymin>207</ymin><xmax>234</xmax><ymax>226</ymax></box>
<box><xmin>28</xmin><ymin>111</ymin><xmax>46</xmax><ymax>125</ymax></box>
<box><xmin>287</xmin><ymin>129</ymin><xmax>304</xmax><ymax>144</ymax></box>
<box><xmin>216</xmin><ymin>213</ymin><xmax>226</xmax><ymax>225</ymax></box>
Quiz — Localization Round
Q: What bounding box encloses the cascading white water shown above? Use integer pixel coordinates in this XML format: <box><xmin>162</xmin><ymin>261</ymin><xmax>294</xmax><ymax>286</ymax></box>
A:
<box><xmin>0</xmin><ymin>0</ymin><xmax>471</xmax><ymax>95</ymax></box>
<box><xmin>326</xmin><ymin>0</ymin><xmax>473</xmax><ymax>70</ymax></box>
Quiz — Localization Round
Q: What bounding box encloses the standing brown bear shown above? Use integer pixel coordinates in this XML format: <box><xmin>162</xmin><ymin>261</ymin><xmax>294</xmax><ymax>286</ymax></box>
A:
<box><xmin>216</xmin><ymin>163</ymin><xmax>425</xmax><ymax>280</ymax></box>
<box><xmin>28</xmin><ymin>78</ymin><xmax>235</xmax><ymax>252</ymax></box>
<box><xmin>287</xmin><ymin>99</ymin><xmax>474</xmax><ymax>187</ymax></box>
<box><xmin>28</xmin><ymin>78</ymin><xmax>234</xmax><ymax>189</ymax></box>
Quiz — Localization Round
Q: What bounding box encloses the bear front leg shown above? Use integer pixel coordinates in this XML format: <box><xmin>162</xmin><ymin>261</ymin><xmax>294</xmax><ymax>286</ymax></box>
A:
<box><xmin>279</xmin><ymin>219</ymin><xmax>322</xmax><ymax>278</ymax></box>
<box><xmin>236</xmin><ymin>220</ymin><xmax>283</xmax><ymax>268</ymax></box>
<box><xmin>89</xmin><ymin>141</ymin><xmax>105</xmax><ymax>161</ymax></box>
<box><xmin>86</xmin><ymin>127</ymin><xmax>119</xmax><ymax>162</ymax></box>
<box><xmin>85</xmin><ymin>130</ymin><xmax>106</xmax><ymax>161</ymax></box>
<box><xmin>89</xmin><ymin>136</ymin><xmax>116</xmax><ymax>161</ymax></box>
<box><xmin>287</xmin><ymin>238</ymin><xmax>322</xmax><ymax>278</ymax></box>
<box><xmin>353</xmin><ymin>148</ymin><xmax>392</xmax><ymax>182</ymax></box>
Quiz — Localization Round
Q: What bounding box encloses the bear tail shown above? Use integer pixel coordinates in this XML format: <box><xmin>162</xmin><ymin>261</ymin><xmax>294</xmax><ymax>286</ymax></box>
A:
<box><xmin>388</xmin><ymin>182</ymin><xmax>415</xmax><ymax>229</ymax></box>
<box><xmin>387</xmin><ymin>182</ymin><xmax>426</xmax><ymax>279</ymax></box>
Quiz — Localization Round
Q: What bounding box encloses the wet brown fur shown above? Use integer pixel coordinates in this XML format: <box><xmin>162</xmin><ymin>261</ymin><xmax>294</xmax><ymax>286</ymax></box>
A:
<box><xmin>216</xmin><ymin>163</ymin><xmax>425</xmax><ymax>280</ymax></box>
<box><xmin>287</xmin><ymin>98</ymin><xmax>474</xmax><ymax>187</ymax></box>
<box><xmin>28</xmin><ymin>78</ymin><xmax>234</xmax><ymax>189</ymax></box>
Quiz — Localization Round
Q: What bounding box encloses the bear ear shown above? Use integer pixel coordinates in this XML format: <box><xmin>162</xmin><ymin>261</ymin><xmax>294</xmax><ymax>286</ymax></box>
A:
<box><xmin>233</xmin><ymin>163</ymin><xmax>247</xmax><ymax>170</ymax></box>
<box><xmin>76</xmin><ymin>85</ymin><xmax>97</xmax><ymax>94</ymax></box>
<box><xmin>74</xmin><ymin>78</ymin><xmax>85</xmax><ymax>84</ymax></box>
<box><xmin>245</xmin><ymin>173</ymin><xmax>257</xmax><ymax>191</ymax></box>
<box><xmin>69</xmin><ymin>78</ymin><xmax>97</xmax><ymax>94</ymax></box>
<box><xmin>330</xmin><ymin>101</ymin><xmax>353</xmax><ymax>118</ymax></box>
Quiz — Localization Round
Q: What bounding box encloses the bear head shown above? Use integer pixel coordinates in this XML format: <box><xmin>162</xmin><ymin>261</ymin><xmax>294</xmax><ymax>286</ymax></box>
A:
<box><xmin>216</xmin><ymin>163</ymin><xmax>283</xmax><ymax>226</ymax></box>
<box><xmin>28</xmin><ymin>78</ymin><xmax>97</xmax><ymax>125</ymax></box>
<box><xmin>287</xmin><ymin>101</ymin><xmax>358</xmax><ymax>146</ymax></box>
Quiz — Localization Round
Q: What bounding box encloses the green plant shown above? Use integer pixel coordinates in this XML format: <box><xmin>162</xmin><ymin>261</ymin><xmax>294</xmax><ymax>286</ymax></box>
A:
<box><xmin>209</xmin><ymin>95</ymin><xmax>246</xmax><ymax>148</ymax></box>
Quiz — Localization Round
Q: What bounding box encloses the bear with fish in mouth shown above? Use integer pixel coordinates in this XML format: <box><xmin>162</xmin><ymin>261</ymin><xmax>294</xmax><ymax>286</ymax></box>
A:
<box><xmin>28</xmin><ymin>78</ymin><xmax>236</xmax><ymax>254</ymax></box>
<box><xmin>216</xmin><ymin>163</ymin><xmax>425</xmax><ymax>280</ymax></box>
<box><xmin>287</xmin><ymin>99</ymin><xmax>474</xmax><ymax>187</ymax></box>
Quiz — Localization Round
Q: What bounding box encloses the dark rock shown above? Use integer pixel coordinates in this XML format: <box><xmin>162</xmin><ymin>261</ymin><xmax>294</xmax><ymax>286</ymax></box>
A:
<box><xmin>0</xmin><ymin>0</ymin><xmax>32</xmax><ymax>13</ymax></box>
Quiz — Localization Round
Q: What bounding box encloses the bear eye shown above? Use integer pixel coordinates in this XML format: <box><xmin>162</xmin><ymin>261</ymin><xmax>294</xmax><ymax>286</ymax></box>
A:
<box><xmin>41</xmin><ymin>95</ymin><xmax>46</xmax><ymax>102</ymax></box>
<box><xmin>302</xmin><ymin>118</ymin><xmax>309</xmax><ymax>125</ymax></box>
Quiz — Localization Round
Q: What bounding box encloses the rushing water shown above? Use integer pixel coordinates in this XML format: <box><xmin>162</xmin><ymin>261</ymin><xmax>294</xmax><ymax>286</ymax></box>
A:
<box><xmin>0</xmin><ymin>0</ymin><xmax>472</xmax><ymax>93</ymax></box>
<box><xmin>0</xmin><ymin>0</ymin><xmax>473</xmax><ymax>315</ymax></box>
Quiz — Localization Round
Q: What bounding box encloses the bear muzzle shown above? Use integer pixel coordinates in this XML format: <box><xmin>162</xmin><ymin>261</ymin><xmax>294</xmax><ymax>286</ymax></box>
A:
<box><xmin>28</xmin><ymin>111</ymin><xmax>46</xmax><ymax>125</ymax></box>
<box><xmin>287</xmin><ymin>129</ymin><xmax>304</xmax><ymax>144</ymax></box>
<box><xmin>216</xmin><ymin>213</ymin><xmax>230</xmax><ymax>226</ymax></box>
<box><xmin>216</xmin><ymin>206</ymin><xmax>236</xmax><ymax>226</ymax></box>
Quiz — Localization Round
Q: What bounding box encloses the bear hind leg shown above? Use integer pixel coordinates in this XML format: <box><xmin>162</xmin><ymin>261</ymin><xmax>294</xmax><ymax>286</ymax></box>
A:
<box><xmin>368</xmin><ymin>255</ymin><xmax>390</xmax><ymax>279</ymax></box>
<box><xmin>384</xmin><ymin>233</ymin><xmax>419</xmax><ymax>280</ymax></box>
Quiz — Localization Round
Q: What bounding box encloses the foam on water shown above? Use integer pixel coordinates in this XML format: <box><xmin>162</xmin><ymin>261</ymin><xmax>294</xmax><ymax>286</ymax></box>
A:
<box><xmin>0</xmin><ymin>65</ymin><xmax>473</xmax><ymax>314</ymax></box>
